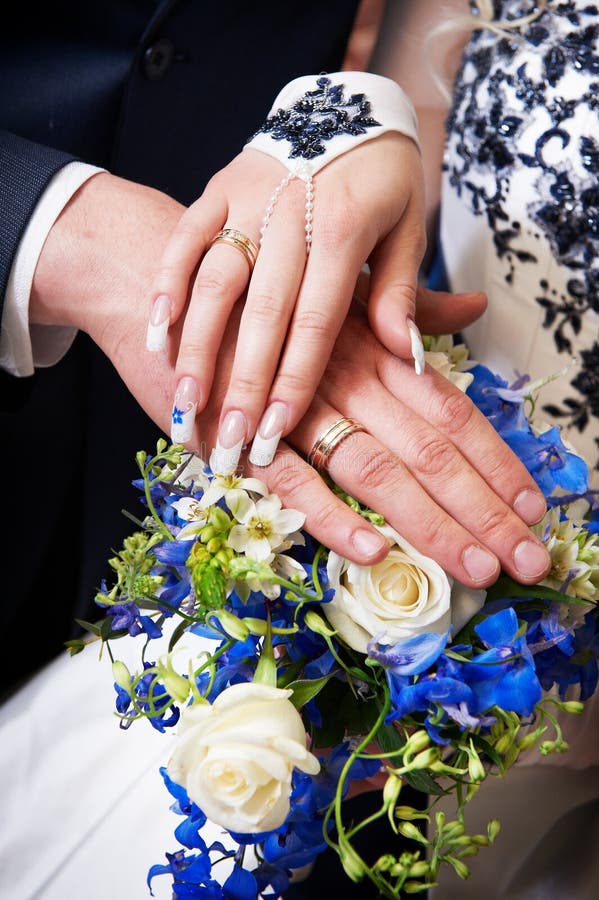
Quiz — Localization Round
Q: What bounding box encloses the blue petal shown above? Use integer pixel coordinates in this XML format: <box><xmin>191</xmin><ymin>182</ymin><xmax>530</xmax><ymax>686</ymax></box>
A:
<box><xmin>222</xmin><ymin>866</ymin><xmax>258</xmax><ymax>900</ymax></box>
<box><xmin>475</xmin><ymin>608</ymin><xmax>518</xmax><ymax>647</ymax></box>
<box><xmin>368</xmin><ymin>631</ymin><xmax>449</xmax><ymax>675</ymax></box>
<box><xmin>154</xmin><ymin>539</ymin><xmax>195</xmax><ymax>566</ymax></box>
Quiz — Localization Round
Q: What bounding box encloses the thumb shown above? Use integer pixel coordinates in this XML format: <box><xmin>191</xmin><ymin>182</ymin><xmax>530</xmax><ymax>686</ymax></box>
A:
<box><xmin>415</xmin><ymin>285</ymin><xmax>488</xmax><ymax>334</ymax></box>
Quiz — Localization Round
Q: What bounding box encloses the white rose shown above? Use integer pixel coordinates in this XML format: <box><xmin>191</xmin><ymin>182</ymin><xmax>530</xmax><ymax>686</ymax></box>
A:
<box><xmin>167</xmin><ymin>682</ymin><xmax>320</xmax><ymax>834</ymax></box>
<box><xmin>324</xmin><ymin>525</ymin><xmax>485</xmax><ymax>652</ymax></box>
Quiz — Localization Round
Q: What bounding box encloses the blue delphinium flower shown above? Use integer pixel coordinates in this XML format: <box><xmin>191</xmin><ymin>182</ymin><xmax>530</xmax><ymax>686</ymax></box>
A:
<box><xmin>465</xmin><ymin>608</ymin><xmax>543</xmax><ymax>716</ymax></box>
<box><xmin>503</xmin><ymin>425</ymin><xmax>589</xmax><ymax>497</ymax></box>
<box><xmin>466</xmin><ymin>364</ymin><xmax>528</xmax><ymax>434</ymax></box>
<box><xmin>115</xmin><ymin>663</ymin><xmax>180</xmax><ymax>732</ymax></box>
<box><xmin>533</xmin><ymin>611</ymin><xmax>599</xmax><ymax>700</ymax></box>
<box><xmin>367</xmin><ymin>631</ymin><xmax>449</xmax><ymax>676</ymax></box>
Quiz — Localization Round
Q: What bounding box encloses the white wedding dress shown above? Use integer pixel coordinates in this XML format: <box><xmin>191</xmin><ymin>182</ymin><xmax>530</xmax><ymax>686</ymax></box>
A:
<box><xmin>434</xmin><ymin>2</ymin><xmax>599</xmax><ymax>897</ymax></box>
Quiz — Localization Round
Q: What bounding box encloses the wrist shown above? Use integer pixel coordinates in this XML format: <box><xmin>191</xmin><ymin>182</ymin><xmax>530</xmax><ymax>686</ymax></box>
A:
<box><xmin>30</xmin><ymin>172</ymin><xmax>184</xmax><ymax>347</ymax></box>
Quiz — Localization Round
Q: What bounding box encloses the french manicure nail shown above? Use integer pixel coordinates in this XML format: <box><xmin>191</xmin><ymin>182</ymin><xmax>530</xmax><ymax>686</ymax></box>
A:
<box><xmin>171</xmin><ymin>376</ymin><xmax>199</xmax><ymax>444</ymax></box>
<box><xmin>211</xmin><ymin>410</ymin><xmax>247</xmax><ymax>475</ymax></box>
<box><xmin>463</xmin><ymin>545</ymin><xmax>499</xmax><ymax>583</ymax></box>
<box><xmin>249</xmin><ymin>401</ymin><xmax>287</xmax><ymax>467</ymax></box>
<box><xmin>514</xmin><ymin>539</ymin><xmax>551</xmax><ymax>580</ymax></box>
<box><xmin>352</xmin><ymin>528</ymin><xmax>388</xmax><ymax>560</ymax></box>
<box><xmin>513</xmin><ymin>488</ymin><xmax>546</xmax><ymax>525</ymax></box>
<box><xmin>407</xmin><ymin>318</ymin><xmax>425</xmax><ymax>375</ymax></box>
<box><xmin>146</xmin><ymin>294</ymin><xmax>171</xmax><ymax>351</ymax></box>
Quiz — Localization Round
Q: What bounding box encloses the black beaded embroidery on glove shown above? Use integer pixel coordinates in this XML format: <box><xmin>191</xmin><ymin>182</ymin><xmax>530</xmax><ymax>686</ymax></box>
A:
<box><xmin>251</xmin><ymin>76</ymin><xmax>381</xmax><ymax>160</ymax></box>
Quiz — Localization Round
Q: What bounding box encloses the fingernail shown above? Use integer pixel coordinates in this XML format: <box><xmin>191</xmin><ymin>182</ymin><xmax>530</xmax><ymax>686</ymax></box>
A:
<box><xmin>407</xmin><ymin>318</ymin><xmax>425</xmax><ymax>375</ymax></box>
<box><xmin>211</xmin><ymin>410</ymin><xmax>247</xmax><ymax>475</ymax></box>
<box><xmin>514</xmin><ymin>539</ymin><xmax>551</xmax><ymax>580</ymax></box>
<box><xmin>171</xmin><ymin>376</ymin><xmax>199</xmax><ymax>444</ymax></box>
<box><xmin>513</xmin><ymin>489</ymin><xmax>546</xmax><ymax>525</ymax></box>
<box><xmin>146</xmin><ymin>294</ymin><xmax>171</xmax><ymax>351</ymax></box>
<box><xmin>463</xmin><ymin>545</ymin><xmax>499</xmax><ymax>583</ymax></box>
<box><xmin>249</xmin><ymin>401</ymin><xmax>287</xmax><ymax>467</ymax></box>
<box><xmin>351</xmin><ymin>528</ymin><xmax>388</xmax><ymax>561</ymax></box>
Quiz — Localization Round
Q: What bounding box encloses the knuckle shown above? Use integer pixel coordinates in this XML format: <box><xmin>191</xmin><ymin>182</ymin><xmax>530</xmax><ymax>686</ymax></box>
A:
<box><xmin>274</xmin><ymin>368</ymin><xmax>311</xmax><ymax>396</ymax></box>
<box><xmin>193</xmin><ymin>268</ymin><xmax>231</xmax><ymax>299</ymax></box>
<box><xmin>357</xmin><ymin>448</ymin><xmax>400</xmax><ymax>492</ymax></box>
<box><xmin>474</xmin><ymin>506</ymin><xmax>511</xmax><ymax>541</ymax></box>
<box><xmin>228</xmin><ymin>371</ymin><xmax>264</xmax><ymax>399</ymax></box>
<box><xmin>308</xmin><ymin>498</ymin><xmax>346</xmax><ymax>534</ymax></box>
<box><xmin>435</xmin><ymin>390</ymin><xmax>476</xmax><ymax>435</ymax></box>
<box><xmin>412</xmin><ymin>435</ymin><xmax>457</xmax><ymax>478</ymax></box>
<box><xmin>245</xmin><ymin>291</ymin><xmax>287</xmax><ymax>327</ymax></box>
<box><xmin>293</xmin><ymin>306</ymin><xmax>330</xmax><ymax>337</ymax></box>
<box><xmin>413</xmin><ymin>513</ymin><xmax>447</xmax><ymax>550</ymax></box>
<box><xmin>269</xmin><ymin>461</ymin><xmax>316</xmax><ymax>502</ymax></box>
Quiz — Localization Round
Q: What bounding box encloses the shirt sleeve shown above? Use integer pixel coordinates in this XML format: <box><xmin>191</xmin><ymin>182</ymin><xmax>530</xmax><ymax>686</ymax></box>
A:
<box><xmin>1</xmin><ymin>161</ymin><xmax>105</xmax><ymax>377</ymax></box>
<box><xmin>244</xmin><ymin>71</ymin><xmax>420</xmax><ymax>179</ymax></box>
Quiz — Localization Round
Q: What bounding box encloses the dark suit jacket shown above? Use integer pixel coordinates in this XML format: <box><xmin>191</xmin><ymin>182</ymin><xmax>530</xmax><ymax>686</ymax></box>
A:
<box><xmin>0</xmin><ymin>0</ymin><xmax>361</xmax><ymax>692</ymax></box>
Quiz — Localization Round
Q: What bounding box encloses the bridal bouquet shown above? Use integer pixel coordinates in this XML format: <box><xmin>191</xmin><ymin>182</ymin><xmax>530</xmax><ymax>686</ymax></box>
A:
<box><xmin>72</xmin><ymin>337</ymin><xmax>599</xmax><ymax>899</ymax></box>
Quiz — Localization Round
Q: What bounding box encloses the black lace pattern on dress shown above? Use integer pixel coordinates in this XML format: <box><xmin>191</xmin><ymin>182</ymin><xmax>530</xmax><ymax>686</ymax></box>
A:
<box><xmin>445</xmin><ymin>0</ymin><xmax>599</xmax><ymax>470</ymax></box>
<box><xmin>251</xmin><ymin>76</ymin><xmax>381</xmax><ymax>160</ymax></box>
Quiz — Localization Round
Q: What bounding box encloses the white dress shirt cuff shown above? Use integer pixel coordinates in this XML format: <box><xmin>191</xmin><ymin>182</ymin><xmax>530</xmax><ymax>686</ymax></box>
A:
<box><xmin>1</xmin><ymin>161</ymin><xmax>105</xmax><ymax>377</ymax></box>
<box><xmin>245</xmin><ymin>71</ymin><xmax>420</xmax><ymax>179</ymax></box>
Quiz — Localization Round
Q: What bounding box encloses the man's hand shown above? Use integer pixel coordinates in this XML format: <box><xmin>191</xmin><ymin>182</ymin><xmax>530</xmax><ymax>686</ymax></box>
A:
<box><xmin>30</xmin><ymin>172</ymin><xmax>550</xmax><ymax>586</ymax></box>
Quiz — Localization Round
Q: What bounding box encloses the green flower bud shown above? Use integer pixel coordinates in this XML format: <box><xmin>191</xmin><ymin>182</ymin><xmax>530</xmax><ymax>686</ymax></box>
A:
<box><xmin>487</xmin><ymin>820</ymin><xmax>501</xmax><ymax>842</ymax></box>
<box><xmin>410</xmin><ymin>748</ymin><xmax>440</xmax><ymax>770</ymax></box>
<box><xmin>558</xmin><ymin>700</ymin><xmax>584</xmax><ymax>715</ymax></box>
<box><xmin>339</xmin><ymin>840</ymin><xmax>366</xmax><ymax>882</ymax></box>
<box><xmin>383</xmin><ymin>773</ymin><xmax>402</xmax><ymax>809</ymax></box>
<box><xmin>208</xmin><ymin>609</ymin><xmax>249</xmax><ymax>641</ymax></box>
<box><xmin>206</xmin><ymin>537</ymin><xmax>223</xmax><ymax>555</ymax></box>
<box><xmin>517</xmin><ymin>729</ymin><xmax>544</xmax><ymax>752</ymax></box>
<box><xmin>494</xmin><ymin>733</ymin><xmax>514</xmax><ymax>755</ymax></box>
<box><xmin>398</xmin><ymin>822</ymin><xmax>427</xmax><ymax>845</ymax></box>
<box><xmin>304</xmin><ymin>610</ymin><xmax>336</xmax><ymax>637</ymax></box>
<box><xmin>112</xmin><ymin>660</ymin><xmax>131</xmax><ymax>691</ymax></box>
<box><xmin>442</xmin><ymin>821</ymin><xmax>465</xmax><ymax>842</ymax></box>
<box><xmin>467</xmin><ymin>752</ymin><xmax>486</xmax><ymax>783</ymax></box>
<box><xmin>408</xmin><ymin>861</ymin><xmax>430</xmax><ymax>878</ymax></box>
<box><xmin>373</xmin><ymin>854</ymin><xmax>396</xmax><ymax>873</ymax></box>
<box><xmin>396</xmin><ymin>806</ymin><xmax>429</xmax><ymax>821</ymax></box>
<box><xmin>404</xmin><ymin>730</ymin><xmax>430</xmax><ymax>758</ymax></box>
<box><xmin>448</xmin><ymin>857</ymin><xmax>470</xmax><ymax>880</ymax></box>
<box><xmin>403</xmin><ymin>880</ymin><xmax>431</xmax><ymax>893</ymax></box>
<box><xmin>200</xmin><ymin>525</ymin><xmax>216</xmax><ymax>544</ymax></box>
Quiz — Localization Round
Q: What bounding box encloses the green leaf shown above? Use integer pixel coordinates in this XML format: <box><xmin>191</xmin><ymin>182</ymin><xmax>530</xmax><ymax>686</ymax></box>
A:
<box><xmin>403</xmin><ymin>769</ymin><xmax>448</xmax><ymax>796</ymax></box>
<box><xmin>287</xmin><ymin>674</ymin><xmax>334</xmax><ymax>708</ymax></box>
<box><xmin>376</xmin><ymin>723</ymin><xmax>407</xmax><ymax>755</ymax></box>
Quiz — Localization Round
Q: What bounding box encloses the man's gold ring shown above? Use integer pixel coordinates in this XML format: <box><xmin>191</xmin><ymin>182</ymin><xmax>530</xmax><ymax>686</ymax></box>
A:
<box><xmin>307</xmin><ymin>417</ymin><xmax>366</xmax><ymax>474</ymax></box>
<box><xmin>210</xmin><ymin>228</ymin><xmax>259</xmax><ymax>271</ymax></box>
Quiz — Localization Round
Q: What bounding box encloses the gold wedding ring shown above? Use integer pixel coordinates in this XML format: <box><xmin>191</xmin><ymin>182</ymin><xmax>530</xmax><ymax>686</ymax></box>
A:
<box><xmin>210</xmin><ymin>228</ymin><xmax>259</xmax><ymax>272</ymax></box>
<box><xmin>307</xmin><ymin>417</ymin><xmax>366</xmax><ymax>474</ymax></box>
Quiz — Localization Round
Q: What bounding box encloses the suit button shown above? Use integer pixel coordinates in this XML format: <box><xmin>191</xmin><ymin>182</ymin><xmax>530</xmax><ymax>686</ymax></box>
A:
<box><xmin>143</xmin><ymin>38</ymin><xmax>175</xmax><ymax>80</ymax></box>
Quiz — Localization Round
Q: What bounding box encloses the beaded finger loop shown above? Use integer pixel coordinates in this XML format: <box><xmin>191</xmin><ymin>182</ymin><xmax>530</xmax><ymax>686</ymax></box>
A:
<box><xmin>260</xmin><ymin>162</ymin><xmax>314</xmax><ymax>254</ymax></box>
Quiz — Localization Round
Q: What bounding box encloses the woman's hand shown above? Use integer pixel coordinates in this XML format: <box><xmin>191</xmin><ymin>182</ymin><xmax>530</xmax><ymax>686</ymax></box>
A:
<box><xmin>33</xmin><ymin>172</ymin><xmax>549</xmax><ymax>589</ymax></box>
<box><xmin>146</xmin><ymin>132</ymin><xmax>427</xmax><ymax>472</ymax></box>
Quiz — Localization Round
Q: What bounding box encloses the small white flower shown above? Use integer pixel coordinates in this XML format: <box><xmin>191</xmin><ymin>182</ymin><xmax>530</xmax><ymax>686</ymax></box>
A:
<box><xmin>227</xmin><ymin>494</ymin><xmax>305</xmax><ymax>561</ymax></box>
<box><xmin>425</xmin><ymin>350</ymin><xmax>474</xmax><ymax>393</ymax></box>
<box><xmin>200</xmin><ymin>472</ymin><xmax>268</xmax><ymax>510</ymax></box>
<box><xmin>175</xmin><ymin>455</ymin><xmax>210</xmax><ymax>493</ymax></box>
<box><xmin>171</xmin><ymin>496</ymin><xmax>208</xmax><ymax>541</ymax></box>
<box><xmin>533</xmin><ymin>507</ymin><xmax>599</xmax><ymax>605</ymax></box>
